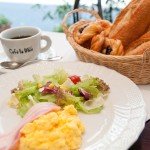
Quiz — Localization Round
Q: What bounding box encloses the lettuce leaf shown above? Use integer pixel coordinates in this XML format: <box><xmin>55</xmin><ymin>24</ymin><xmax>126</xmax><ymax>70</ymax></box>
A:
<box><xmin>69</xmin><ymin>76</ymin><xmax>101</xmax><ymax>97</ymax></box>
<box><xmin>54</xmin><ymin>88</ymin><xmax>103</xmax><ymax>114</ymax></box>
<box><xmin>42</xmin><ymin>68</ymin><xmax>68</xmax><ymax>85</ymax></box>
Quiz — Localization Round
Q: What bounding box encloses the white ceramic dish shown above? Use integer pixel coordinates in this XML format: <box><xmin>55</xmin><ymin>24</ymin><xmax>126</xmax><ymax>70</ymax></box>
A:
<box><xmin>0</xmin><ymin>61</ymin><xmax>146</xmax><ymax>150</ymax></box>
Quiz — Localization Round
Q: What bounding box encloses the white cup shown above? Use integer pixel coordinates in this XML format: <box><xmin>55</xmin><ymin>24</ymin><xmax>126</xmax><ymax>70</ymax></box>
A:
<box><xmin>0</xmin><ymin>26</ymin><xmax>52</xmax><ymax>63</ymax></box>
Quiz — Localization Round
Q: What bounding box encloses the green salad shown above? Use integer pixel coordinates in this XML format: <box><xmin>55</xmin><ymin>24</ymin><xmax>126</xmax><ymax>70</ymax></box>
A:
<box><xmin>8</xmin><ymin>69</ymin><xmax>110</xmax><ymax>117</ymax></box>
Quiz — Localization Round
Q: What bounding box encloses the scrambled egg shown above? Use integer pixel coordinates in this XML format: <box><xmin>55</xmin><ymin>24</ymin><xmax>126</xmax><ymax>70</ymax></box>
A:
<box><xmin>19</xmin><ymin>105</ymin><xmax>85</xmax><ymax>150</ymax></box>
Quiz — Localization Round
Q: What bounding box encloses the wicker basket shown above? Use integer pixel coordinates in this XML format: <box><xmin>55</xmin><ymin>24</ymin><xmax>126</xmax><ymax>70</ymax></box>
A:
<box><xmin>62</xmin><ymin>9</ymin><xmax>150</xmax><ymax>85</ymax></box>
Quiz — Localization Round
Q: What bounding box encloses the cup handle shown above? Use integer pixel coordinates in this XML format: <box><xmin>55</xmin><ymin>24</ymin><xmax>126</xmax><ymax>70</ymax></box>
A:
<box><xmin>40</xmin><ymin>35</ymin><xmax>52</xmax><ymax>53</ymax></box>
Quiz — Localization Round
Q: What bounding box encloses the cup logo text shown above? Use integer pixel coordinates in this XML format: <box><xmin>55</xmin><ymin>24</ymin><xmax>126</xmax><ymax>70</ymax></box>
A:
<box><xmin>9</xmin><ymin>47</ymin><xmax>33</xmax><ymax>54</ymax></box>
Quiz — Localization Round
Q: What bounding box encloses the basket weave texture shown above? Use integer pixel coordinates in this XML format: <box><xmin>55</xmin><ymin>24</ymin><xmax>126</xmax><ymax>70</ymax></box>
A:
<box><xmin>62</xmin><ymin>9</ymin><xmax>150</xmax><ymax>85</ymax></box>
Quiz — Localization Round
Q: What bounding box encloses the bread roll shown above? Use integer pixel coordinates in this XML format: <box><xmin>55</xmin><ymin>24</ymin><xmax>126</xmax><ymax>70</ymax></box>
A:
<box><xmin>125</xmin><ymin>41</ymin><xmax>150</xmax><ymax>55</ymax></box>
<box><xmin>125</xmin><ymin>31</ymin><xmax>150</xmax><ymax>54</ymax></box>
<box><xmin>125</xmin><ymin>30</ymin><xmax>150</xmax><ymax>55</ymax></box>
<box><xmin>109</xmin><ymin>0</ymin><xmax>150</xmax><ymax>47</ymax></box>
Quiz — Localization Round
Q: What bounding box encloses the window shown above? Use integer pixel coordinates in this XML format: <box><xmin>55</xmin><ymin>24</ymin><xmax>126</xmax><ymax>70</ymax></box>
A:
<box><xmin>0</xmin><ymin>0</ymin><xmax>130</xmax><ymax>32</ymax></box>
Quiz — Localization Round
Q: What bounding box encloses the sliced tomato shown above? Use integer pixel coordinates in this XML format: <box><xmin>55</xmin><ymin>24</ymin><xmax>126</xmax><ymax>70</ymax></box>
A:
<box><xmin>69</xmin><ymin>75</ymin><xmax>81</xmax><ymax>84</ymax></box>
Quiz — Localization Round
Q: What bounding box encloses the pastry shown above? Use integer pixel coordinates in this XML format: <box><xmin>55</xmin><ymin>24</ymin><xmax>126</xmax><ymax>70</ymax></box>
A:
<box><xmin>96</xmin><ymin>19</ymin><xmax>112</xmax><ymax>30</ymax></box>
<box><xmin>73</xmin><ymin>20</ymin><xmax>103</xmax><ymax>44</ymax></box>
<box><xmin>90</xmin><ymin>31</ymin><xmax>105</xmax><ymax>52</ymax></box>
<box><xmin>109</xmin><ymin>0</ymin><xmax>150</xmax><ymax>47</ymax></box>
<box><xmin>102</xmin><ymin>38</ymin><xmax>124</xmax><ymax>55</ymax></box>
<box><xmin>104</xmin><ymin>27</ymin><xmax>111</xmax><ymax>37</ymax></box>
<box><xmin>97</xmin><ymin>19</ymin><xmax>112</xmax><ymax>37</ymax></box>
<box><xmin>81</xmin><ymin>39</ymin><xmax>92</xmax><ymax>49</ymax></box>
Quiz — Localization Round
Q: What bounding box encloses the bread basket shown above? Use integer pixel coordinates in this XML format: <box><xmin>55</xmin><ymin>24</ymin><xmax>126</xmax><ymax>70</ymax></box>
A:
<box><xmin>62</xmin><ymin>9</ymin><xmax>150</xmax><ymax>85</ymax></box>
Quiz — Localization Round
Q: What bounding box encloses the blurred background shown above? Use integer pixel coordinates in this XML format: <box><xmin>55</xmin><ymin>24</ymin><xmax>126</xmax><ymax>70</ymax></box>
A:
<box><xmin>0</xmin><ymin>0</ymin><xmax>130</xmax><ymax>32</ymax></box>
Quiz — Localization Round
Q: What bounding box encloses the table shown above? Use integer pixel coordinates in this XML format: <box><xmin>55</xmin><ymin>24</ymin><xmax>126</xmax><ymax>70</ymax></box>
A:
<box><xmin>0</xmin><ymin>31</ymin><xmax>150</xmax><ymax>149</ymax></box>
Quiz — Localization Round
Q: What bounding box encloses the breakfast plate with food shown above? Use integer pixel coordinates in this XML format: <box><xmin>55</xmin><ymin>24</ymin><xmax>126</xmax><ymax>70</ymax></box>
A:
<box><xmin>0</xmin><ymin>61</ymin><xmax>146</xmax><ymax>150</ymax></box>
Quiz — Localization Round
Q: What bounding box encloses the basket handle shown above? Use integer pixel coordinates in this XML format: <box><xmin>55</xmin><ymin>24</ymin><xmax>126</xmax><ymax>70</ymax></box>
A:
<box><xmin>62</xmin><ymin>9</ymin><xmax>101</xmax><ymax>37</ymax></box>
<box><xmin>143</xmin><ymin>48</ymin><xmax>150</xmax><ymax>63</ymax></box>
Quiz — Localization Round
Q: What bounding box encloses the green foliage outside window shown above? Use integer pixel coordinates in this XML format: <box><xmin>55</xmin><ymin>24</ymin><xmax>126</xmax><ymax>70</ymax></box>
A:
<box><xmin>0</xmin><ymin>14</ymin><xmax>11</xmax><ymax>28</ymax></box>
<box><xmin>32</xmin><ymin>0</ymin><xmax>72</xmax><ymax>32</ymax></box>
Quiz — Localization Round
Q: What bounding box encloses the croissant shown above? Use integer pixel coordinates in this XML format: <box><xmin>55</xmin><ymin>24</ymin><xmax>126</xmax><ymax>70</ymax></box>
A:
<box><xmin>73</xmin><ymin>21</ymin><xmax>103</xmax><ymax>44</ymax></box>
<box><xmin>94</xmin><ymin>19</ymin><xmax>112</xmax><ymax>37</ymax></box>
<box><xmin>102</xmin><ymin>38</ymin><xmax>124</xmax><ymax>55</ymax></box>
<box><xmin>96</xmin><ymin>19</ymin><xmax>112</xmax><ymax>30</ymax></box>
<box><xmin>104</xmin><ymin>27</ymin><xmax>111</xmax><ymax>37</ymax></box>
<box><xmin>90</xmin><ymin>31</ymin><xmax>105</xmax><ymax>52</ymax></box>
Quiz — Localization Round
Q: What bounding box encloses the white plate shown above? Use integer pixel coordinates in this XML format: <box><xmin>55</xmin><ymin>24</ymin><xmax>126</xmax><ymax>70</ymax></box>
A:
<box><xmin>0</xmin><ymin>61</ymin><xmax>146</xmax><ymax>150</ymax></box>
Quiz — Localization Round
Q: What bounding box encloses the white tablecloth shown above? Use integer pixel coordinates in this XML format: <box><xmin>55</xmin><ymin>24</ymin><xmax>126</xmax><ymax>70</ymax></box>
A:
<box><xmin>0</xmin><ymin>31</ymin><xmax>150</xmax><ymax>120</ymax></box>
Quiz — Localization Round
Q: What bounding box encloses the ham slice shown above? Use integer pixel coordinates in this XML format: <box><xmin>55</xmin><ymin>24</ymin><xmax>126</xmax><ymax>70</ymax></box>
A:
<box><xmin>0</xmin><ymin>102</ymin><xmax>60</xmax><ymax>150</ymax></box>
